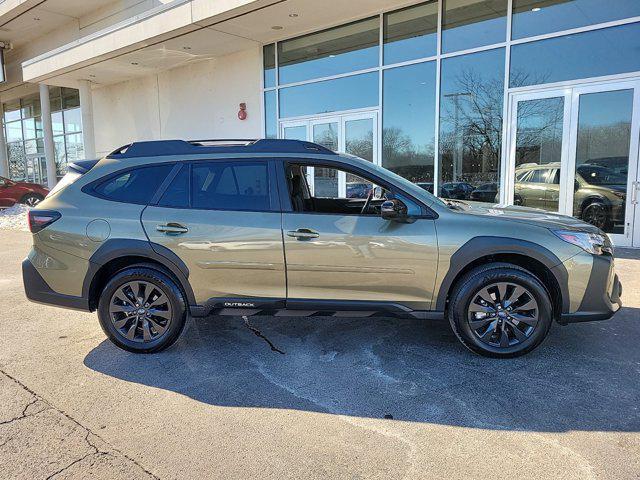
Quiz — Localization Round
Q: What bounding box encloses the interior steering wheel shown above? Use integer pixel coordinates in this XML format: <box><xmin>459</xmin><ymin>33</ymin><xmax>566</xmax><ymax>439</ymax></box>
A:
<box><xmin>361</xmin><ymin>188</ymin><xmax>374</xmax><ymax>215</ymax></box>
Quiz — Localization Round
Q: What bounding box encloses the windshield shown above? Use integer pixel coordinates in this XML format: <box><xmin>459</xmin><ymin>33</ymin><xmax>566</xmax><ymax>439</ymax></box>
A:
<box><xmin>577</xmin><ymin>165</ymin><xmax>626</xmax><ymax>186</ymax></box>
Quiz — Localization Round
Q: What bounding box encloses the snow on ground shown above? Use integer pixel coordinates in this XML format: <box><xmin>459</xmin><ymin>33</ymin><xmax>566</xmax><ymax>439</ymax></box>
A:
<box><xmin>0</xmin><ymin>204</ymin><xmax>30</xmax><ymax>231</ymax></box>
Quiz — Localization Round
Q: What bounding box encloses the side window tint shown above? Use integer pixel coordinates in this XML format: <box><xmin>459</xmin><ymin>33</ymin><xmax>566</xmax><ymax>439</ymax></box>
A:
<box><xmin>94</xmin><ymin>164</ymin><xmax>173</xmax><ymax>204</ymax></box>
<box><xmin>158</xmin><ymin>164</ymin><xmax>189</xmax><ymax>208</ymax></box>
<box><xmin>191</xmin><ymin>161</ymin><xmax>271</xmax><ymax>211</ymax></box>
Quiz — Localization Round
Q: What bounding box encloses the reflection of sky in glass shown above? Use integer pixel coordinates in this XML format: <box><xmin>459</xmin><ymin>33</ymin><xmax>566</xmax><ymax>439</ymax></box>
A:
<box><xmin>278</xmin><ymin>18</ymin><xmax>379</xmax><ymax>85</ymax></box>
<box><xmin>383</xmin><ymin>62</ymin><xmax>436</xmax><ymax>177</ymax></box>
<box><xmin>383</xmin><ymin>2</ymin><xmax>438</xmax><ymax>65</ymax></box>
<box><xmin>264</xmin><ymin>91</ymin><xmax>277</xmax><ymax>138</ymax></box>
<box><xmin>263</xmin><ymin>44</ymin><xmax>276</xmax><ymax>88</ymax></box>
<box><xmin>442</xmin><ymin>0</ymin><xmax>508</xmax><ymax>53</ymax></box>
<box><xmin>279</xmin><ymin>73</ymin><xmax>378</xmax><ymax>118</ymax></box>
<box><xmin>512</xmin><ymin>0</ymin><xmax>640</xmax><ymax>39</ymax></box>
<box><xmin>283</xmin><ymin>125</ymin><xmax>306</xmax><ymax>140</ymax></box>
<box><xmin>510</xmin><ymin>22</ymin><xmax>640</xmax><ymax>88</ymax></box>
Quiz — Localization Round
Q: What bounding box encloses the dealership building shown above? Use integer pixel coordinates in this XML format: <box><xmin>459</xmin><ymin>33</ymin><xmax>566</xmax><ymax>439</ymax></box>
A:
<box><xmin>1</xmin><ymin>0</ymin><xmax>640</xmax><ymax>246</ymax></box>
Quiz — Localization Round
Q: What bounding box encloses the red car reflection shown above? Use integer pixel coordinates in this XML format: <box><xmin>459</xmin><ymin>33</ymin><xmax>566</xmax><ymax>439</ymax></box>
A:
<box><xmin>0</xmin><ymin>176</ymin><xmax>49</xmax><ymax>207</ymax></box>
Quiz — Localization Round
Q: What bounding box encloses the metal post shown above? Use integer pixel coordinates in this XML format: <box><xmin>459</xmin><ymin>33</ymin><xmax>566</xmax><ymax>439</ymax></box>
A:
<box><xmin>0</xmin><ymin>102</ymin><xmax>8</xmax><ymax>178</ymax></box>
<box><xmin>78</xmin><ymin>80</ymin><xmax>96</xmax><ymax>158</ymax></box>
<box><xmin>39</xmin><ymin>84</ymin><xmax>58</xmax><ymax>189</ymax></box>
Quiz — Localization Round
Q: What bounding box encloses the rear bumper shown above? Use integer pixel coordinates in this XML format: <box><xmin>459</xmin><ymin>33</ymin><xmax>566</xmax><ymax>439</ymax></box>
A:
<box><xmin>22</xmin><ymin>258</ymin><xmax>90</xmax><ymax>311</ymax></box>
<box><xmin>559</xmin><ymin>255</ymin><xmax>622</xmax><ymax>324</ymax></box>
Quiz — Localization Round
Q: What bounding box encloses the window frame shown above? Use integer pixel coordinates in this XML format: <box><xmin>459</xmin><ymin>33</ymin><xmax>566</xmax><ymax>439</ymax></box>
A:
<box><xmin>275</xmin><ymin>157</ymin><xmax>437</xmax><ymax>219</ymax></box>
<box><xmin>151</xmin><ymin>158</ymin><xmax>280</xmax><ymax>213</ymax></box>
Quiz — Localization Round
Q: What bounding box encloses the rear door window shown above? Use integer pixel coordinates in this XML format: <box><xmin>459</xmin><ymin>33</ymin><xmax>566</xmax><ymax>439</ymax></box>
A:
<box><xmin>191</xmin><ymin>161</ymin><xmax>272</xmax><ymax>211</ymax></box>
<box><xmin>93</xmin><ymin>164</ymin><xmax>173</xmax><ymax>204</ymax></box>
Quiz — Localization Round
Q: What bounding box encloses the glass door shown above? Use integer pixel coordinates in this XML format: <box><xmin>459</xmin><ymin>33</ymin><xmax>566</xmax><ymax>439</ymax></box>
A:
<box><xmin>279</xmin><ymin>110</ymin><xmax>379</xmax><ymax>198</ymax></box>
<box><xmin>506</xmin><ymin>80</ymin><xmax>640</xmax><ymax>247</ymax></box>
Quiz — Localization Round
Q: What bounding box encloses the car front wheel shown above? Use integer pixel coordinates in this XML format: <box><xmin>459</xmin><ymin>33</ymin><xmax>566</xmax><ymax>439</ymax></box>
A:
<box><xmin>448</xmin><ymin>264</ymin><xmax>553</xmax><ymax>358</ymax></box>
<box><xmin>97</xmin><ymin>266</ymin><xmax>187</xmax><ymax>353</ymax></box>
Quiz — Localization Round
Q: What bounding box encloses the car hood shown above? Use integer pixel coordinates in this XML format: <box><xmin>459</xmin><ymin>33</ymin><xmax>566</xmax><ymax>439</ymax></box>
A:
<box><xmin>455</xmin><ymin>201</ymin><xmax>600</xmax><ymax>232</ymax></box>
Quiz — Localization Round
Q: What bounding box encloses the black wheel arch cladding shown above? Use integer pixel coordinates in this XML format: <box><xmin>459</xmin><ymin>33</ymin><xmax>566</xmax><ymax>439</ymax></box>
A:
<box><xmin>436</xmin><ymin>236</ymin><xmax>570</xmax><ymax>313</ymax></box>
<box><xmin>83</xmin><ymin>238</ymin><xmax>196</xmax><ymax>308</ymax></box>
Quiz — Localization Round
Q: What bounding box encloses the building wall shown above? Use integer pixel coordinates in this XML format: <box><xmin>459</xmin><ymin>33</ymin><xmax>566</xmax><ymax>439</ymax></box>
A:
<box><xmin>92</xmin><ymin>47</ymin><xmax>262</xmax><ymax>156</ymax></box>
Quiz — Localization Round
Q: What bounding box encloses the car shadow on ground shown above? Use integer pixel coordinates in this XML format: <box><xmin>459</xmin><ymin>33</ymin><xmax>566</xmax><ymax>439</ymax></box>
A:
<box><xmin>84</xmin><ymin>308</ymin><xmax>640</xmax><ymax>432</ymax></box>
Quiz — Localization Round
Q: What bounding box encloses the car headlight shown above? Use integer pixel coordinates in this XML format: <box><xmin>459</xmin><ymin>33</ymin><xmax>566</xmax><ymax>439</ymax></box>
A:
<box><xmin>553</xmin><ymin>230</ymin><xmax>613</xmax><ymax>255</ymax></box>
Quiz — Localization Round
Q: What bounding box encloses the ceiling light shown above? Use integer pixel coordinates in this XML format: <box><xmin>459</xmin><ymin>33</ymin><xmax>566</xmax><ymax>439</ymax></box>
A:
<box><xmin>183</xmin><ymin>46</ymin><xmax>191</xmax><ymax>50</ymax></box>
<box><xmin>531</xmin><ymin>7</ymin><xmax>541</xmax><ymax>12</ymax></box>
<box><xmin>89</xmin><ymin>74</ymin><xmax>96</xmax><ymax>78</ymax></box>
<box><xmin>33</xmin><ymin>17</ymin><xmax>40</xmax><ymax>21</ymax></box>
<box><xmin>271</xmin><ymin>25</ymin><xmax>283</xmax><ymax>30</ymax></box>
<box><xmin>288</xmin><ymin>13</ymin><xmax>298</xmax><ymax>18</ymax></box>
<box><xmin>131</xmin><ymin>62</ymin><xmax>139</xmax><ymax>65</ymax></box>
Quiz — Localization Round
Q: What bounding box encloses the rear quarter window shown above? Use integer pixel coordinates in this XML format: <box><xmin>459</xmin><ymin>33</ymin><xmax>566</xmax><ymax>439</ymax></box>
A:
<box><xmin>92</xmin><ymin>164</ymin><xmax>173</xmax><ymax>204</ymax></box>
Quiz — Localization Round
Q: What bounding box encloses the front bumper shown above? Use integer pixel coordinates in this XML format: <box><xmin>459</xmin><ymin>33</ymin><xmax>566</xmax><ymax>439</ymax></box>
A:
<box><xmin>22</xmin><ymin>258</ymin><xmax>90</xmax><ymax>311</ymax></box>
<box><xmin>559</xmin><ymin>254</ymin><xmax>622</xmax><ymax>324</ymax></box>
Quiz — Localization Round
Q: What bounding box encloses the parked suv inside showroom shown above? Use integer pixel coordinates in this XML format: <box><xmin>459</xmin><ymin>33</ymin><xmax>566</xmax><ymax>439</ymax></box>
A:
<box><xmin>22</xmin><ymin>139</ymin><xmax>622</xmax><ymax>357</ymax></box>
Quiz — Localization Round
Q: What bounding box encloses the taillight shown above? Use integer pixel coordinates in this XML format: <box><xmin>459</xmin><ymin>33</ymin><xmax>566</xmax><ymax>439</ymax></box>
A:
<box><xmin>28</xmin><ymin>210</ymin><xmax>61</xmax><ymax>233</ymax></box>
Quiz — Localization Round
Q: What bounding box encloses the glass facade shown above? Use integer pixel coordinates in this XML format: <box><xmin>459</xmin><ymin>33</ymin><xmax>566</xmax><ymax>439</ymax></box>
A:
<box><xmin>3</xmin><ymin>87</ymin><xmax>83</xmax><ymax>184</ymax></box>
<box><xmin>512</xmin><ymin>0</ymin><xmax>640</xmax><ymax>39</ymax></box>
<box><xmin>510</xmin><ymin>22</ymin><xmax>640</xmax><ymax>88</ymax></box>
<box><xmin>439</xmin><ymin>48</ymin><xmax>505</xmax><ymax>189</ymax></box>
<box><xmin>263</xmin><ymin>1</ymin><xmax>640</xmax><ymax>206</ymax></box>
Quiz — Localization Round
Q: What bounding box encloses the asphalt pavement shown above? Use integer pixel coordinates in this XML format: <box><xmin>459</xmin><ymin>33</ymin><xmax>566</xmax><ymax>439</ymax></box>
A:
<box><xmin>1</xmin><ymin>230</ymin><xmax>639</xmax><ymax>479</ymax></box>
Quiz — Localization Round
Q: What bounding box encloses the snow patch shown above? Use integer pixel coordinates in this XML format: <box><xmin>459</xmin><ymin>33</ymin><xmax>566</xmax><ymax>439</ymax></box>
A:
<box><xmin>0</xmin><ymin>204</ymin><xmax>30</xmax><ymax>232</ymax></box>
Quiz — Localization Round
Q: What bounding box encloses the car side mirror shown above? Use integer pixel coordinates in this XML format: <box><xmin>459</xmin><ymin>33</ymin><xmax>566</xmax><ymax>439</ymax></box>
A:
<box><xmin>381</xmin><ymin>198</ymin><xmax>408</xmax><ymax>222</ymax></box>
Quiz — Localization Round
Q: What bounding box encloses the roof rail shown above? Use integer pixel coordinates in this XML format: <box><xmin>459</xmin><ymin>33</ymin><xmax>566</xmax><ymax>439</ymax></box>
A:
<box><xmin>106</xmin><ymin>138</ymin><xmax>337</xmax><ymax>159</ymax></box>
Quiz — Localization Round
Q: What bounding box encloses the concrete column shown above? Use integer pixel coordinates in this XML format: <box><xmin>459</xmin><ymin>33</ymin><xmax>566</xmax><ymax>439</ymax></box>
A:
<box><xmin>0</xmin><ymin>103</ymin><xmax>9</xmax><ymax>178</ymax></box>
<box><xmin>78</xmin><ymin>80</ymin><xmax>96</xmax><ymax>159</ymax></box>
<box><xmin>39</xmin><ymin>84</ymin><xmax>58</xmax><ymax>189</ymax></box>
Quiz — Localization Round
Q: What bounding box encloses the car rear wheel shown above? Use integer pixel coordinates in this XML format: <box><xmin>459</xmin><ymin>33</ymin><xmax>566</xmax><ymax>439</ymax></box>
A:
<box><xmin>97</xmin><ymin>266</ymin><xmax>187</xmax><ymax>353</ymax></box>
<box><xmin>20</xmin><ymin>193</ymin><xmax>44</xmax><ymax>207</ymax></box>
<box><xmin>448</xmin><ymin>264</ymin><xmax>553</xmax><ymax>358</ymax></box>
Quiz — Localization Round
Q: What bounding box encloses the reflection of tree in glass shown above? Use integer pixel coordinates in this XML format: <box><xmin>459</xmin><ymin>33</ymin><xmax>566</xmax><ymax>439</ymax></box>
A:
<box><xmin>382</xmin><ymin>127</ymin><xmax>435</xmax><ymax>182</ymax></box>
<box><xmin>440</xmin><ymin>69</ymin><xmax>504</xmax><ymax>185</ymax></box>
<box><xmin>8</xmin><ymin>143</ymin><xmax>26</xmax><ymax>181</ymax></box>
<box><xmin>437</xmin><ymin>69</ymin><xmax>552</xmax><ymax>188</ymax></box>
<box><xmin>514</xmin><ymin>97</ymin><xmax>564</xmax><ymax>168</ymax></box>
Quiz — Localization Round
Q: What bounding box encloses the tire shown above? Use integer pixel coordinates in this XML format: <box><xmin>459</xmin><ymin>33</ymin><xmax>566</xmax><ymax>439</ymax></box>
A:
<box><xmin>581</xmin><ymin>201</ymin><xmax>609</xmax><ymax>230</ymax></box>
<box><xmin>20</xmin><ymin>193</ymin><xmax>44</xmax><ymax>207</ymax></box>
<box><xmin>448</xmin><ymin>263</ymin><xmax>553</xmax><ymax>358</ymax></box>
<box><xmin>97</xmin><ymin>266</ymin><xmax>187</xmax><ymax>353</ymax></box>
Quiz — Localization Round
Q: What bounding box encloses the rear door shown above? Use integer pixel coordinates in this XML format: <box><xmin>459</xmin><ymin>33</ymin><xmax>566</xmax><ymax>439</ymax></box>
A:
<box><xmin>142</xmin><ymin>159</ymin><xmax>286</xmax><ymax>306</ymax></box>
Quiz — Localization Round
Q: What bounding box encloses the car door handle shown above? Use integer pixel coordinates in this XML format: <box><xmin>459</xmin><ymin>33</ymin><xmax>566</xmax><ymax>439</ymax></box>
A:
<box><xmin>287</xmin><ymin>228</ymin><xmax>319</xmax><ymax>240</ymax></box>
<box><xmin>157</xmin><ymin>223</ymin><xmax>189</xmax><ymax>234</ymax></box>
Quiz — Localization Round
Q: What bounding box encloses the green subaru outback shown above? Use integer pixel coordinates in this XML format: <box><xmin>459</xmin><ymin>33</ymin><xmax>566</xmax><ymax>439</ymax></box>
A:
<box><xmin>22</xmin><ymin>139</ymin><xmax>622</xmax><ymax>357</ymax></box>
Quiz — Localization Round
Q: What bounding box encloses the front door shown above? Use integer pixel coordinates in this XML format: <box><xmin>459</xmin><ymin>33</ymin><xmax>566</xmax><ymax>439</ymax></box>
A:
<box><xmin>280</xmin><ymin>161</ymin><xmax>438</xmax><ymax>310</ymax></box>
<box><xmin>506</xmin><ymin>80</ymin><xmax>640</xmax><ymax>247</ymax></box>
<box><xmin>280</xmin><ymin>111</ymin><xmax>379</xmax><ymax>198</ymax></box>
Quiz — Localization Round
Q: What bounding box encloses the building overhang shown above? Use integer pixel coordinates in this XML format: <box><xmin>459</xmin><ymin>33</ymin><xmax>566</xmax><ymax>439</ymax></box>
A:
<box><xmin>21</xmin><ymin>0</ymin><xmax>417</xmax><ymax>88</ymax></box>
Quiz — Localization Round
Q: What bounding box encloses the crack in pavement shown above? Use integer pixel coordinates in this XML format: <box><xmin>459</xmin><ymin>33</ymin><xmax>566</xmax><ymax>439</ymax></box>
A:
<box><xmin>243</xmin><ymin>316</ymin><xmax>286</xmax><ymax>354</ymax></box>
<box><xmin>0</xmin><ymin>366</ymin><xmax>160</xmax><ymax>480</ymax></box>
